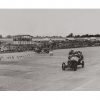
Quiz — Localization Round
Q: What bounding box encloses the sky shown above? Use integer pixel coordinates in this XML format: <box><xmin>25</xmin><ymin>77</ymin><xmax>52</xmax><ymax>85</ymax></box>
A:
<box><xmin>0</xmin><ymin>9</ymin><xmax>100</xmax><ymax>37</ymax></box>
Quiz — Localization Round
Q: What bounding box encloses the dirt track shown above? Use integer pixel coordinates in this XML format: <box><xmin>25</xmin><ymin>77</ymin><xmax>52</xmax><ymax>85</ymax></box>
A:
<box><xmin>0</xmin><ymin>47</ymin><xmax>100</xmax><ymax>91</ymax></box>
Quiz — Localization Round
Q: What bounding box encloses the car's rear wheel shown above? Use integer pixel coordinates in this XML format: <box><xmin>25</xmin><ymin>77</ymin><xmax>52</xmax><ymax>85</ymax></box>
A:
<box><xmin>82</xmin><ymin>61</ymin><xmax>84</xmax><ymax>68</ymax></box>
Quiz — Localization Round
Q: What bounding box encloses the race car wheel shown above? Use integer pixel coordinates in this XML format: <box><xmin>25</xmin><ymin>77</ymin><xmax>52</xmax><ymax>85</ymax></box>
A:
<box><xmin>62</xmin><ymin>63</ymin><xmax>66</xmax><ymax>70</ymax></box>
<box><xmin>72</xmin><ymin>61</ymin><xmax>77</xmax><ymax>71</ymax></box>
<box><xmin>73</xmin><ymin>65</ymin><xmax>77</xmax><ymax>71</ymax></box>
<box><xmin>82</xmin><ymin>61</ymin><xmax>84</xmax><ymax>68</ymax></box>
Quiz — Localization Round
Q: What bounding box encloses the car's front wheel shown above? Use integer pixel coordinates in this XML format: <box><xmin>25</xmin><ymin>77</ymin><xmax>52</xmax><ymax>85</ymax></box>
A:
<box><xmin>62</xmin><ymin>63</ymin><xmax>66</xmax><ymax>70</ymax></box>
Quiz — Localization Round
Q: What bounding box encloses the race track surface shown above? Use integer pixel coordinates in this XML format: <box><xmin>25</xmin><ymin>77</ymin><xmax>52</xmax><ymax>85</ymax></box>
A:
<box><xmin>0</xmin><ymin>47</ymin><xmax>100</xmax><ymax>91</ymax></box>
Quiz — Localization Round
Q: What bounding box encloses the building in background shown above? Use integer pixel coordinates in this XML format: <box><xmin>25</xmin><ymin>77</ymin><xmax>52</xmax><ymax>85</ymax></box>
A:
<box><xmin>13</xmin><ymin>35</ymin><xmax>33</xmax><ymax>45</ymax></box>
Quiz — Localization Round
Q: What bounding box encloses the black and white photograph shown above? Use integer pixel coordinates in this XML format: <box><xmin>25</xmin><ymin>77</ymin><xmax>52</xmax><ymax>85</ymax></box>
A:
<box><xmin>0</xmin><ymin>9</ymin><xmax>100</xmax><ymax>91</ymax></box>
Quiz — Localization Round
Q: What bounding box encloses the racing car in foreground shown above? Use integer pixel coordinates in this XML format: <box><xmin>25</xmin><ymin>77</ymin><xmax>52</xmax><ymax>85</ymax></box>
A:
<box><xmin>62</xmin><ymin>50</ymin><xmax>84</xmax><ymax>71</ymax></box>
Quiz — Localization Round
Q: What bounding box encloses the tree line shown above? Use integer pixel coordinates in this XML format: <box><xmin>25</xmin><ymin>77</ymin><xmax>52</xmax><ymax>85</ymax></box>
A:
<box><xmin>67</xmin><ymin>33</ymin><xmax>100</xmax><ymax>38</ymax></box>
<box><xmin>0</xmin><ymin>33</ymin><xmax>100</xmax><ymax>39</ymax></box>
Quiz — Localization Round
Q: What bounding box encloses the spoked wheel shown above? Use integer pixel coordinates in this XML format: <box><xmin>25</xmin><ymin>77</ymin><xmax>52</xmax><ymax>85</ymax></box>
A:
<box><xmin>73</xmin><ymin>65</ymin><xmax>77</xmax><ymax>71</ymax></box>
<box><xmin>82</xmin><ymin>61</ymin><xmax>84</xmax><ymax>68</ymax></box>
<box><xmin>62</xmin><ymin>63</ymin><xmax>66</xmax><ymax>70</ymax></box>
<box><xmin>71</xmin><ymin>61</ymin><xmax>77</xmax><ymax>71</ymax></box>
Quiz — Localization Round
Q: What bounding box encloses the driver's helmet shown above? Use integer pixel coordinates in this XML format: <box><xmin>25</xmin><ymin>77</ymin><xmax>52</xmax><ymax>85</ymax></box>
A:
<box><xmin>77</xmin><ymin>51</ymin><xmax>82</xmax><ymax>56</ymax></box>
<box><xmin>69</xmin><ymin>50</ymin><xmax>74</xmax><ymax>55</ymax></box>
<box><xmin>77</xmin><ymin>51</ymin><xmax>80</xmax><ymax>54</ymax></box>
<box><xmin>74</xmin><ymin>51</ymin><xmax>78</xmax><ymax>54</ymax></box>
